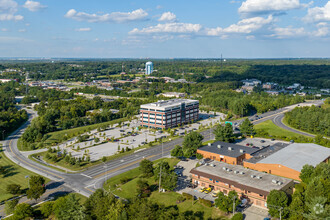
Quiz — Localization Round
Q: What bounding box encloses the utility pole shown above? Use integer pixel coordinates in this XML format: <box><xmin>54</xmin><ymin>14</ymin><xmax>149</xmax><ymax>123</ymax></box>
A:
<box><xmin>159</xmin><ymin>138</ymin><xmax>163</xmax><ymax>192</ymax></box>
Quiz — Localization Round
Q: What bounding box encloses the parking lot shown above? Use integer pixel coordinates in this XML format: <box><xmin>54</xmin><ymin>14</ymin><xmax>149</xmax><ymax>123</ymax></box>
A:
<box><xmin>49</xmin><ymin>111</ymin><xmax>225</xmax><ymax>161</ymax></box>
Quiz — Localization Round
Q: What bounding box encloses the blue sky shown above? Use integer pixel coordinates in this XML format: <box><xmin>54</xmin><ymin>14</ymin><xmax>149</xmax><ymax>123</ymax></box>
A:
<box><xmin>0</xmin><ymin>0</ymin><xmax>330</xmax><ymax>58</ymax></box>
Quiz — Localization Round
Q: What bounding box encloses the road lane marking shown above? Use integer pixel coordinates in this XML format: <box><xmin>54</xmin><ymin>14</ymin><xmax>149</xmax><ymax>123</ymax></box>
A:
<box><xmin>81</xmin><ymin>173</ymin><xmax>92</xmax><ymax>179</ymax></box>
<box><xmin>8</xmin><ymin>139</ymin><xmax>64</xmax><ymax>179</ymax></box>
<box><xmin>92</xmin><ymin>155</ymin><xmax>154</xmax><ymax>179</ymax></box>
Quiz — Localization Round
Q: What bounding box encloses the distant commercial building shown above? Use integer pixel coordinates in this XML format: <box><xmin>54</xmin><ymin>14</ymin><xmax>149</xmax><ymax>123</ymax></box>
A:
<box><xmin>244</xmin><ymin>143</ymin><xmax>330</xmax><ymax>180</ymax></box>
<box><xmin>145</xmin><ymin>61</ymin><xmax>153</xmax><ymax>75</ymax></box>
<box><xmin>241</xmin><ymin>79</ymin><xmax>262</xmax><ymax>86</ymax></box>
<box><xmin>140</xmin><ymin>99</ymin><xmax>199</xmax><ymax>129</ymax></box>
<box><xmin>158</xmin><ymin>92</ymin><xmax>186</xmax><ymax>98</ymax></box>
<box><xmin>262</xmin><ymin>82</ymin><xmax>278</xmax><ymax>90</ymax></box>
<box><xmin>190</xmin><ymin>161</ymin><xmax>294</xmax><ymax>209</ymax></box>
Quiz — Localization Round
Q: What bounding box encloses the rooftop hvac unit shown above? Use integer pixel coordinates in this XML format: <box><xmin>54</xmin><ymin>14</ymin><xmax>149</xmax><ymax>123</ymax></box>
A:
<box><xmin>277</xmin><ymin>181</ymin><xmax>283</xmax><ymax>185</ymax></box>
<box><xmin>272</xmin><ymin>179</ymin><xmax>278</xmax><ymax>184</ymax></box>
<box><xmin>240</xmin><ymin>149</ymin><xmax>244</xmax><ymax>153</ymax></box>
<box><xmin>217</xmin><ymin>145</ymin><xmax>222</xmax><ymax>149</ymax></box>
<box><xmin>222</xmin><ymin>167</ymin><xmax>227</xmax><ymax>170</ymax></box>
<box><xmin>234</xmin><ymin>170</ymin><xmax>239</xmax><ymax>174</ymax></box>
<box><xmin>210</xmin><ymin>164</ymin><xmax>215</xmax><ymax>167</ymax></box>
<box><xmin>256</xmin><ymin>176</ymin><xmax>262</xmax><ymax>179</ymax></box>
<box><xmin>251</xmin><ymin>175</ymin><xmax>255</xmax><ymax>178</ymax></box>
<box><xmin>227</xmin><ymin>169</ymin><xmax>232</xmax><ymax>172</ymax></box>
<box><xmin>228</xmin><ymin>147</ymin><xmax>232</xmax><ymax>151</ymax></box>
<box><xmin>240</xmin><ymin>171</ymin><xmax>245</xmax><ymax>175</ymax></box>
<box><xmin>208</xmin><ymin>143</ymin><xmax>212</xmax><ymax>147</ymax></box>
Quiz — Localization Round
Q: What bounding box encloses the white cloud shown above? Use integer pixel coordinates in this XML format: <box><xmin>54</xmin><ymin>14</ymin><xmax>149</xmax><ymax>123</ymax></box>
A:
<box><xmin>158</xmin><ymin>12</ymin><xmax>177</xmax><ymax>22</ymax></box>
<box><xmin>23</xmin><ymin>0</ymin><xmax>47</xmax><ymax>12</ymax></box>
<box><xmin>130</xmin><ymin>22</ymin><xmax>202</xmax><ymax>35</ymax></box>
<box><xmin>206</xmin><ymin>15</ymin><xmax>274</xmax><ymax>36</ymax></box>
<box><xmin>304</xmin><ymin>1</ymin><xmax>330</xmax><ymax>22</ymax></box>
<box><xmin>18</xmin><ymin>28</ymin><xmax>26</xmax><ymax>32</ymax></box>
<box><xmin>1</xmin><ymin>28</ymin><xmax>9</xmax><ymax>31</ymax></box>
<box><xmin>269</xmin><ymin>26</ymin><xmax>306</xmax><ymax>38</ymax></box>
<box><xmin>65</xmin><ymin>8</ymin><xmax>148</xmax><ymax>23</ymax></box>
<box><xmin>75</xmin><ymin>27</ymin><xmax>91</xmax><ymax>32</ymax></box>
<box><xmin>239</xmin><ymin>0</ymin><xmax>302</xmax><ymax>16</ymax></box>
<box><xmin>0</xmin><ymin>0</ymin><xmax>23</xmax><ymax>21</ymax></box>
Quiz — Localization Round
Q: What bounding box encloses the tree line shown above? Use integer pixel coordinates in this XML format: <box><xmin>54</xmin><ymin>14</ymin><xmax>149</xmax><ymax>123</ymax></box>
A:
<box><xmin>0</xmin><ymin>82</ymin><xmax>28</xmax><ymax>140</ymax></box>
<box><xmin>285</xmin><ymin>105</ymin><xmax>330</xmax><ymax>137</ymax></box>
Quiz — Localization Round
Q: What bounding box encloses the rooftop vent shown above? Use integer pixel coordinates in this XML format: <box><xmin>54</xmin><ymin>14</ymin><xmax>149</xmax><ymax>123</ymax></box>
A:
<box><xmin>210</xmin><ymin>164</ymin><xmax>215</xmax><ymax>167</ymax></box>
<box><xmin>222</xmin><ymin>167</ymin><xmax>227</xmax><ymax>171</ymax></box>
<box><xmin>228</xmin><ymin>147</ymin><xmax>232</xmax><ymax>151</ymax></box>
<box><xmin>240</xmin><ymin>149</ymin><xmax>244</xmax><ymax>153</ymax></box>
<box><xmin>256</xmin><ymin>176</ymin><xmax>262</xmax><ymax>179</ymax></box>
<box><xmin>239</xmin><ymin>171</ymin><xmax>245</xmax><ymax>175</ymax></box>
<box><xmin>251</xmin><ymin>175</ymin><xmax>255</xmax><ymax>178</ymax></box>
<box><xmin>234</xmin><ymin>170</ymin><xmax>239</xmax><ymax>174</ymax></box>
<box><xmin>217</xmin><ymin>145</ymin><xmax>222</xmax><ymax>149</ymax></box>
<box><xmin>208</xmin><ymin>143</ymin><xmax>212</xmax><ymax>147</ymax></box>
<box><xmin>277</xmin><ymin>181</ymin><xmax>283</xmax><ymax>185</ymax></box>
<box><xmin>227</xmin><ymin>169</ymin><xmax>232</xmax><ymax>172</ymax></box>
<box><xmin>272</xmin><ymin>179</ymin><xmax>278</xmax><ymax>184</ymax></box>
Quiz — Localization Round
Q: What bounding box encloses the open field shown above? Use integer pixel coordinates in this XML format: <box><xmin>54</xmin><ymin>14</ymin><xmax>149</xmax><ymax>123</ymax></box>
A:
<box><xmin>0</xmin><ymin>146</ymin><xmax>49</xmax><ymax>202</ymax></box>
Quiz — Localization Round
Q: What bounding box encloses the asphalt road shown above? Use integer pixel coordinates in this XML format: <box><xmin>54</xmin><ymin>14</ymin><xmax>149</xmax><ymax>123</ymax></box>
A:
<box><xmin>2</xmin><ymin>100</ymin><xmax>323</xmax><ymax>200</ymax></box>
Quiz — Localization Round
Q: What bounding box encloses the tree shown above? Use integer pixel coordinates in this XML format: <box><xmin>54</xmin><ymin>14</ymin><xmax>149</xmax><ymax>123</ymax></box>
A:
<box><xmin>95</xmin><ymin>137</ymin><xmax>100</xmax><ymax>143</ymax></box>
<box><xmin>84</xmin><ymin>189</ymin><xmax>116</xmax><ymax>220</ymax></box>
<box><xmin>154</xmin><ymin>161</ymin><xmax>177</xmax><ymax>191</ymax></box>
<box><xmin>40</xmin><ymin>201</ymin><xmax>55</xmax><ymax>218</ymax></box>
<box><xmin>299</xmin><ymin>164</ymin><xmax>315</xmax><ymax>184</ymax></box>
<box><xmin>215</xmin><ymin>191</ymin><xmax>231</xmax><ymax>213</ymax></box>
<box><xmin>5</xmin><ymin>199</ymin><xmax>18</xmax><ymax>215</ymax></box>
<box><xmin>27</xmin><ymin>183</ymin><xmax>46</xmax><ymax>201</ymax></box>
<box><xmin>171</xmin><ymin>145</ymin><xmax>184</xmax><ymax>158</ymax></box>
<box><xmin>231</xmin><ymin>212</ymin><xmax>244</xmax><ymax>220</ymax></box>
<box><xmin>106</xmin><ymin>199</ymin><xmax>126</xmax><ymax>220</ymax></box>
<box><xmin>53</xmin><ymin>194</ymin><xmax>86</xmax><ymax>220</ymax></box>
<box><xmin>240</xmin><ymin>118</ymin><xmax>255</xmax><ymax>136</ymax></box>
<box><xmin>140</xmin><ymin>159</ymin><xmax>154</xmax><ymax>177</ymax></box>
<box><xmin>13</xmin><ymin>203</ymin><xmax>33</xmax><ymax>220</ymax></box>
<box><xmin>214</xmin><ymin>123</ymin><xmax>235</xmax><ymax>143</ymax></box>
<box><xmin>6</xmin><ymin>184</ymin><xmax>21</xmax><ymax>195</ymax></box>
<box><xmin>182</xmin><ymin>131</ymin><xmax>203</xmax><ymax>157</ymax></box>
<box><xmin>266</xmin><ymin>190</ymin><xmax>289</xmax><ymax>218</ymax></box>
<box><xmin>136</xmin><ymin>178</ymin><xmax>151</xmax><ymax>198</ymax></box>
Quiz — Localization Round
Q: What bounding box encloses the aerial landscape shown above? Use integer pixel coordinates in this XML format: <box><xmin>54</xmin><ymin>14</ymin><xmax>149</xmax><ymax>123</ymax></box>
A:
<box><xmin>0</xmin><ymin>0</ymin><xmax>329</xmax><ymax>220</ymax></box>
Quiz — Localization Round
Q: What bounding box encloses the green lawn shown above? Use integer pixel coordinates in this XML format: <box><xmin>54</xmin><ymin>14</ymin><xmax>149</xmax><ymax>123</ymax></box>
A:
<box><xmin>0</xmin><ymin>146</ymin><xmax>49</xmax><ymax>202</ymax></box>
<box><xmin>149</xmin><ymin>192</ymin><xmax>228</xmax><ymax>220</ymax></box>
<box><xmin>254</xmin><ymin>120</ymin><xmax>313</xmax><ymax>142</ymax></box>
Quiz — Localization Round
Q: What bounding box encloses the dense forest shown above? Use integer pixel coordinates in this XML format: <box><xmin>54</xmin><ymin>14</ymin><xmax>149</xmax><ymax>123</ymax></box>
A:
<box><xmin>0</xmin><ymin>82</ymin><xmax>28</xmax><ymax>140</ymax></box>
<box><xmin>201</xmin><ymin>90</ymin><xmax>304</xmax><ymax>116</ymax></box>
<box><xmin>1</xmin><ymin>59</ymin><xmax>329</xmax><ymax>88</ymax></box>
<box><xmin>285</xmin><ymin>104</ymin><xmax>330</xmax><ymax>137</ymax></box>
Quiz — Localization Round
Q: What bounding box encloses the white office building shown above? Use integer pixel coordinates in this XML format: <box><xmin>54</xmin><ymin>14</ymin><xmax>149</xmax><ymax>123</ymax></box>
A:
<box><xmin>145</xmin><ymin>61</ymin><xmax>153</xmax><ymax>75</ymax></box>
<box><xmin>140</xmin><ymin>99</ymin><xmax>199</xmax><ymax>129</ymax></box>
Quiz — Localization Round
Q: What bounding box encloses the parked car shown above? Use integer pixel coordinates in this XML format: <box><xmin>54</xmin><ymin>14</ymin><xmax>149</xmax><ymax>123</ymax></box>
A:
<box><xmin>199</xmin><ymin>187</ymin><xmax>206</xmax><ymax>193</ymax></box>
<box><xmin>260</xmin><ymin>140</ymin><xmax>265</xmax><ymax>143</ymax></box>
<box><xmin>212</xmin><ymin>190</ymin><xmax>220</xmax><ymax>197</ymax></box>
<box><xmin>204</xmin><ymin>188</ymin><xmax>212</xmax><ymax>194</ymax></box>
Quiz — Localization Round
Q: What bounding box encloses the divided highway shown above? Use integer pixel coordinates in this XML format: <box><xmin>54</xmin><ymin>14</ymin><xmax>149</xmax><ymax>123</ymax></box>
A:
<box><xmin>2</xmin><ymin>100</ymin><xmax>323</xmax><ymax>198</ymax></box>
